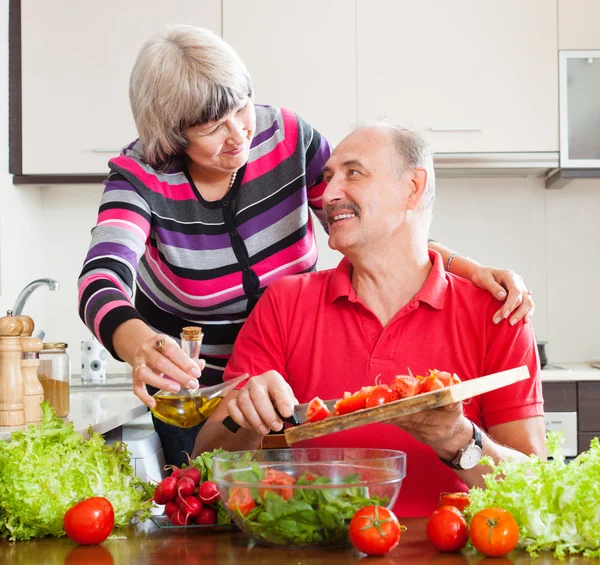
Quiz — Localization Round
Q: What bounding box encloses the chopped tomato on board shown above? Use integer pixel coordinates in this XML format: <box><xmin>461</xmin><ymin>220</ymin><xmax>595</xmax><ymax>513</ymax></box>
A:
<box><xmin>333</xmin><ymin>387</ymin><xmax>375</xmax><ymax>415</ymax></box>
<box><xmin>305</xmin><ymin>397</ymin><xmax>331</xmax><ymax>423</ymax></box>
<box><xmin>420</xmin><ymin>375</ymin><xmax>446</xmax><ymax>393</ymax></box>
<box><xmin>390</xmin><ymin>375</ymin><xmax>422</xmax><ymax>398</ymax></box>
<box><xmin>365</xmin><ymin>385</ymin><xmax>396</xmax><ymax>408</ymax></box>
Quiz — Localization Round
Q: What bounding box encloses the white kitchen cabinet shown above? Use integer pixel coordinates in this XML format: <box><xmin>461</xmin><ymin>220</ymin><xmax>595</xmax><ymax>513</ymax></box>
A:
<box><xmin>20</xmin><ymin>1</ymin><xmax>221</xmax><ymax>175</ymax></box>
<box><xmin>223</xmin><ymin>0</ymin><xmax>356</xmax><ymax>146</ymax></box>
<box><xmin>559</xmin><ymin>0</ymin><xmax>600</xmax><ymax>49</ymax></box>
<box><xmin>357</xmin><ymin>0</ymin><xmax>559</xmax><ymax>153</ymax></box>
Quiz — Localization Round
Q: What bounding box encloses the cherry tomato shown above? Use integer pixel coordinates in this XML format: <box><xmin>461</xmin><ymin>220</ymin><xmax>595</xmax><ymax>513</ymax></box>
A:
<box><xmin>420</xmin><ymin>376</ymin><xmax>445</xmax><ymax>393</ymax></box>
<box><xmin>365</xmin><ymin>385</ymin><xmax>396</xmax><ymax>408</ymax></box>
<box><xmin>227</xmin><ymin>487</ymin><xmax>256</xmax><ymax>516</ymax></box>
<box><xmin>349</xmin><ymin>505</ymin><xmax>403</xmax><ymax>556</ymax></box>
<box><xmin>390</xmin><ymin>375</ymin><xmax>421</xmax><ymax>398</ymax></box>
<box><xmin>259</xmin><ymin>468</ymin><xmax>296</xmax><ymax>500</ymax></box>
<box><xmin>426</xmin><ymin>505</ymin><xmax>468</xmax><ymax>552</ymax></box>
<box><xmin>63</xmin><ymin>496</ymin><xmax>115</xmax><ymax>545</ymax></box>
<box><xmin>333</xmin><ymin>387</ymin><xmax>375</xmax><ymax>415</ymax></box>
<box><xmin>470</xmin><ymin>507</ymin><xmax>520</xmax><ymax>557</ymax></box>
<box><xmin>438</xmin><ymin>492</ymin><xmax>470</xmax><ymax>513</ymax></box>
<box><xmin>305</xmin><ymin>397</ymin><xmax>331</xmax><ymax>423</ymax></box>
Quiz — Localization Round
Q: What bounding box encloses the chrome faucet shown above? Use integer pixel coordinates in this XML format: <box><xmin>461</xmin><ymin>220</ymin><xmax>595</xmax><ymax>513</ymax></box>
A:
<box><xmin>13</xmin><ymin>278</ymin><xmax>60</xmax><ymax>316</ymax></box>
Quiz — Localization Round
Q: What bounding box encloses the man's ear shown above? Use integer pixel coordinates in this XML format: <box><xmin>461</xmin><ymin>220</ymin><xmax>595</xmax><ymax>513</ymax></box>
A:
<box><xmin>406</xmin><ymin>168</ymin><xmax>428</xmax><ymax>210</ymax></box>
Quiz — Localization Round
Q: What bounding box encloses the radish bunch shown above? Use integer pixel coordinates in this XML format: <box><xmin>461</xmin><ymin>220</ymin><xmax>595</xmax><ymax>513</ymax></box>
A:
<box><xmin>153</xmin><ymin>465</ymin><xmax>221</xmax><ymax>526</ymax></box>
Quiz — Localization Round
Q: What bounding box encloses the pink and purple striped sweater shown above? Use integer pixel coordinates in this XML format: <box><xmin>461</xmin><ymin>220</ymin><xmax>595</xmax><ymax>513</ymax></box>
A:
<box><xmin>78</xmin><ymin>105</ymin><xmax>331</xmax><ymax>385</ymax></box>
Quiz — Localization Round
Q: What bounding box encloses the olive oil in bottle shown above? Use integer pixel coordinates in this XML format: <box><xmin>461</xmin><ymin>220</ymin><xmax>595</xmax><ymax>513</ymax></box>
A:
<box><xmin>151</xmin><ymin>327</ymin><xmax>247</xmax><ymax>428</ymax></box>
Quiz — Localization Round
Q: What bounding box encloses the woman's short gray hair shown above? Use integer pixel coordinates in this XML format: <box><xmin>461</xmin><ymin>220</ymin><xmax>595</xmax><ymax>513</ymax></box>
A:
<box><xmin>129</xmin><ymin>25</ymin><xmax>253</xmax><ymax>170</ymax></box>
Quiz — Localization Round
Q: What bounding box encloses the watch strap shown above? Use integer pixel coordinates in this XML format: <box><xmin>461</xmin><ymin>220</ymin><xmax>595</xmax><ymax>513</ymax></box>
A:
<box><xmin>439</xmin><ymin>421</ymin><xmax>482</xmax><ymax>470</ymax></box>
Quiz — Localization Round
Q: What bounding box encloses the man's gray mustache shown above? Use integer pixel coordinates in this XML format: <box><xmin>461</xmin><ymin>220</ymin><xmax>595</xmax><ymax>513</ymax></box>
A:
<box><xmin>325</xmin><ymin>202</ymin><xmax>361</xmax><ymax>222</ymax></box>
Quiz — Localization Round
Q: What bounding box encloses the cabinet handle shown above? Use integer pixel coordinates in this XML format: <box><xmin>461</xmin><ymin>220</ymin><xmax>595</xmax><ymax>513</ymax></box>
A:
<box><xmin>89</xmin><ymin>148</ymin><xmax>122</xmax><ymax>153</ymax></box>
<box><xmin>428</xmin><ymin>127</ymin><xmax>482</xmax><ymax>133</ymax></box>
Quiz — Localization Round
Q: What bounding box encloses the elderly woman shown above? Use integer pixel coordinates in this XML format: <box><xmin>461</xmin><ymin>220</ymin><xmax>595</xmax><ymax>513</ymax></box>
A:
<box><xmin>78</xmin><ymin>25</ymin><xmax>534</xmax><ymax>467</ymax></box>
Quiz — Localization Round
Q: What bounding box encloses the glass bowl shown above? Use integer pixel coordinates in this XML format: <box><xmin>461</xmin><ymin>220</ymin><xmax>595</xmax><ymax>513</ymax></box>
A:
<box><xmin>212</xmin><ymin>447</ymin><xmax>406</xmax><ymax>549</ymax></box>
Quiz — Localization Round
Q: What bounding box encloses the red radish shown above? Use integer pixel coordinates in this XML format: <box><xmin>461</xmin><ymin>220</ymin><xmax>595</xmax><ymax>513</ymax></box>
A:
<box><xmin>180</xmin><ymin>466</ymin><xmax>201</xmax><ymax>485</ymax></box>
<box><xmin>198</xmin><ymin>481</ymin><xmax>220</xmax><ymax>504</ymax></box>
<box><xmin>165</xmin><ymin>465</ymin><xmax>181</xmax><ymax>479</ymax></box>
<box><xmin>177</xmin><ymin>476</ymin><xmax>196</xmax><ymax>497</ymax></box>
<box><xmin>171</xmin><ymin>509</ymin><xmax>191</xmax><ymax>526</ymax></box>
<box><xmin>164</xmin><ymin>501</ymin><xmax>179</xmax><ymax>519</ymax></box>
<box><xmin>180</xmin><ymin>496</ymin><xmax>203</xmax><ymax>518</ymax></box>
<box><xmin>196</xmin><ymin>506</ymin><xmax>218</xmax><ymax>526</ymax></box>
<box><xmin>154</xmin><ymin>475</ymin><xmax>178</xmax><ymax>504</ymax></box>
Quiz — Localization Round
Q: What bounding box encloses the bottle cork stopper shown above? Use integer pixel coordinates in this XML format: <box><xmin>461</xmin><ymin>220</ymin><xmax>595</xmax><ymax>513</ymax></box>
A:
<box><xmin>17</xmin><ymin>315</ymin><xmax>35</xmax><ymax>337</ymax></box>
<box><xmin>182</xmin><ymin>326</ymin><xmax>203</xmax><ymax>340</ymax></box>
<box><xmin>0</xmin><ymin>311</ymin><xmax>24</xmax><ymax>336</ymax></box>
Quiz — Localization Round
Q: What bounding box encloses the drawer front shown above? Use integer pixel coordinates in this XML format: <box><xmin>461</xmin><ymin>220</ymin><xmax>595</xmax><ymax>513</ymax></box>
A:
<box><xmin>578</xmin><ymin>382</ymin><xmax>600</xmax><ymax>431</ymax></box>
<box><xmin>544</xmin><ymin>412</ymin><xmax>578</xmax><ymax>457</ymax></box>
<box><xmin>542</xmin><ymin>382</ymin><xmax>577</xmax><ymax>412</ymax></box>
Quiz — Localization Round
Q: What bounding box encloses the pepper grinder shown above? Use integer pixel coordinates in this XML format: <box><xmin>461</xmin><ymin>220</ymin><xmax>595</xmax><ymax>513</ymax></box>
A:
<box><xmin>18</xmin><ymin>315</ymin><xmax>44</xmax><ymax>424</ymax></box>
<box><xmin>0</xmin><ymin>310</ymin><xmax>25</xmax><ymax>426</ymax></box>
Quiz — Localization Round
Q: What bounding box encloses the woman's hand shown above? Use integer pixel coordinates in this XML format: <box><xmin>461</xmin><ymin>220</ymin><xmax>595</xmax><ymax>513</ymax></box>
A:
<box><xmin>225</xmin><ymin>370</ymin><xmax>299</xmax><ymax>436</ymax></box>
<box><xmin>131</xmin><ymin>334</ymin><xmax>206</xmax><ymax>408</ymax></box>
<box><xmin>470</xmin><ymin>266</ymin><xmax>535</xmax><ymax>325</ymax></box>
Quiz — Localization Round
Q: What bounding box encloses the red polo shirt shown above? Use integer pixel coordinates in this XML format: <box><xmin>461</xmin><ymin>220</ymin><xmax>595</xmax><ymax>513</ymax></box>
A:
<box><xmin>224</xmin><ymin>251</ymin><xmax>543</xmax><ymax>517</ymax></box>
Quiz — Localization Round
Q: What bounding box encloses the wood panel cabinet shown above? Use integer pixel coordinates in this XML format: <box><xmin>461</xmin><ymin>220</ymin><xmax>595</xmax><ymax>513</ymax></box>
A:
<box><xmin>20</xmin><ymin>0</ymin><xmax>221</xmax><ymax>175</ymax></box>
<box><xmin>559</xmin><ymin>0</ymin><xmax>600</xmax><ymax>49</ymax></box>
<box><xmin>222</xmin><ymin>0</ymin><xmax>356</xmax><ymax>146</ymax></box>
<box><xmin>356</xmin><ymin>0</ymin><xmax>559</xmax><ymax>153</ymax></box>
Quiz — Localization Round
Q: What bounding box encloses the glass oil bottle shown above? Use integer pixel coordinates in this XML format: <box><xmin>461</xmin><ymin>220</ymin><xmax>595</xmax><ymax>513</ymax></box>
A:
<box><xmin>150</xmin><ymin>326</ymin><xmax>247</xmax><ymax>428</ymax></box>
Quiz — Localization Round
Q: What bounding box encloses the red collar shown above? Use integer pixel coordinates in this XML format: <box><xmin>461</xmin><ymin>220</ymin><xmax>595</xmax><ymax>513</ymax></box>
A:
<box><xmin>327</xmin><ymin>250</ymin><xmax>448</xmax><ymax>310</ymax></box>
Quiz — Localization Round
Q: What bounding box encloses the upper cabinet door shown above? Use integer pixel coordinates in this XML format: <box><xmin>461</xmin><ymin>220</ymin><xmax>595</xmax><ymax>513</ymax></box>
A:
<box><xmin>223</xmin><ymin>0</ymin><xmax>356</xmax><ymax>146</ymax></box>
<box><xmin>559</xmin><ymin>0</ymin><xmax>600</xmax><ymax>49</ymax></box>
<box><xmin>21</xmin><ymin>1</ymin><xmax>221</xmax><ymax>175</ymax></box>
<box><xmin>357</xmin><ymin>0</ymin><xmax>559</xmax><ymax>153</ymax></box>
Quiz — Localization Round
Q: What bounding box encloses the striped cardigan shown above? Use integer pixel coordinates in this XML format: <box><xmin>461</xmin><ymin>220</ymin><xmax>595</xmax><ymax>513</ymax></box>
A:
<box><xmin>78</xmin><ymin>105</ymin><xmax>331</xmax><ymax>385</ymax></box>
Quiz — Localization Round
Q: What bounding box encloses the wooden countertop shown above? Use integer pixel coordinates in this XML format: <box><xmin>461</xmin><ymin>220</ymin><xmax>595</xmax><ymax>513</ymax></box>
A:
<box><xmin>0</xmin><ymin>517</ymin><xmax>592</xmax><ymax>565</ymax></box>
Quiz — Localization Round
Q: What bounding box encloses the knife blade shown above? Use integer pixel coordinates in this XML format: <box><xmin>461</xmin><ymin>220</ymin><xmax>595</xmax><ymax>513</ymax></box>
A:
<box><xmin>222</xmin><ymin>398</ymin><xmax>339</xmax><ymax>433</ymax></box>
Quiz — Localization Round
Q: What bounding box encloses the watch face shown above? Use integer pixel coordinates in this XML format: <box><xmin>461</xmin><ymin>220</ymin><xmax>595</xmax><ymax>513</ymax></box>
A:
<box><xmin>459</xmin><ymin>445</ymin><xmax>483</xmax><ymax>470</ymax></box>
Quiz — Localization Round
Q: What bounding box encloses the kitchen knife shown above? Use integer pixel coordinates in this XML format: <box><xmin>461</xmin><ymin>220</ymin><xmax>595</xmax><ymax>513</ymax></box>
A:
<box><xmin>222</xmin><ymin>398</ymin><xmax>339</xmax><ymax>433</ymax></box>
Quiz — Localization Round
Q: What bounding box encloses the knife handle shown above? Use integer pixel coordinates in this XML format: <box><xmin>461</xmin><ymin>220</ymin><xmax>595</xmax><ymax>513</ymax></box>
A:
<box><xmin>222</xmin><ymin>409</ymin><xmax>300</xmax><ymax>434</ymax></box>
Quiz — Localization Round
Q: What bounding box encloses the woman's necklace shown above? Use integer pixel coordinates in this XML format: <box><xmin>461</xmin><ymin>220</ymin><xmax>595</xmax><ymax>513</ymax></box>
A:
<box><xmin>229</xmin><ymin>170</ymin><xmax>237</xmax><ymax>189</ymax></box>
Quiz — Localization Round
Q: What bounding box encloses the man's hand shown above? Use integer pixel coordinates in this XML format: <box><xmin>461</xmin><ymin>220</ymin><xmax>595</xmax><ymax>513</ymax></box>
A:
<box><xmin>470</xmin><ymin>266</ymin><xmax>535</xmax><ymax>326</ymax></box>
<box><xmin>225</xmin><ymin>370</ymin><xmax>299</xmax><ymax>436</ymax></box>
<box><xmin>391</xmin><ymin>402</ymin><xmax>473</xmax><ymax>460</ymax></box>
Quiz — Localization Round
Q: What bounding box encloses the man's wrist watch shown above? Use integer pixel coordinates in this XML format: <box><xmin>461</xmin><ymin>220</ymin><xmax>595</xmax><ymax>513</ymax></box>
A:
<box><xmin>439</xmin><ymin>421</ymin><xmax>483</xmax><ymax>470</ymax></box>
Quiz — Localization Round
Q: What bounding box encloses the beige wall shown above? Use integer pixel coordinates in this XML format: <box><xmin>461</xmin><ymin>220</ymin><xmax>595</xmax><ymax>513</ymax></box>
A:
<box><xmin>37</xmin><ymin>174</ymin><xmax>600</xmax><ymax>375</ymax></box>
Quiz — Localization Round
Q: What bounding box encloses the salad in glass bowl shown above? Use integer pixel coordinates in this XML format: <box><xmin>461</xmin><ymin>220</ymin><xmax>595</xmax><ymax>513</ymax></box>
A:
<box><xmin>212</xmin><ymin>447</ymin><xmax>406</xmax><ymax>548</ymax></box>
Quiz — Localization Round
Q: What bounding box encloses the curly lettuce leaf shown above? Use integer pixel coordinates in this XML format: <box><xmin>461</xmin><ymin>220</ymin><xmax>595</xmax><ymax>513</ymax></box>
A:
<box><xmin>465</xmin><ymin>432</ymin><xmax>600</xmax><ymax>559</ymax></box>
<box><xmin>0</xmin><ymin>402</ymin><xmax>153</xmax><ymax>541</ymax></box>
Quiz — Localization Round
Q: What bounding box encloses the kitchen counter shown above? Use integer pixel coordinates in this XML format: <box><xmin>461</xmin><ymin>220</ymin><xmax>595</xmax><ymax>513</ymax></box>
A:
<box><xmin>541</xmin><ymin>363</ymin><xmax>600</xmax><ymax>382</ymax></box>
<box><xmin>0</xmin><ymin>517</ymin><xmax>592</xmax><ymax>565</ymax></box>
<box><xmin>0</xmin><ymin>390</ymin><xmax>147</xmax><ymax>441</ymax></box>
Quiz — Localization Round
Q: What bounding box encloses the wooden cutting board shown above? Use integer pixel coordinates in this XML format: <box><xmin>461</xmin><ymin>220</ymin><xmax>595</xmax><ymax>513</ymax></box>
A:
<box><xmin>284</xmin><ymin>366</ymin><xmax>530</xmax><ymax>445</ymax></box>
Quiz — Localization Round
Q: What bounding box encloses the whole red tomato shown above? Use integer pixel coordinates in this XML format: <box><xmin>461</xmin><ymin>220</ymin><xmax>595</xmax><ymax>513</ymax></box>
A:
<box><xmin>470</xmin><ymin>508</ymin><xmax>519</xmax><ymax>557</ymax></box>
<box><xmin>349</xmin><ymin>505</ymin><xmax>403</xmax><ymax>556</ymax></box>
<box><xmin>426</xmin><ymin>505</ymin><xmax>468</xmax><ymax>552</ymax></box>
<box><xmin>438</xmin><ymin>492</ymin><xmax>470</xmax><ymax>513</ymax></box>
<box><xmin>63</xmin><ymin>496</ymin><xmax>115</xmax><ymax>545</ymax></box>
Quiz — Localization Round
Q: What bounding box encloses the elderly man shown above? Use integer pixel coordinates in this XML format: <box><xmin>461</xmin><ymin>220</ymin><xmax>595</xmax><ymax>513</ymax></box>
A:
<box><xmin>193</xmin><ymin>125</ymin><xmax>546</xmax><ymax>517</ymax></box>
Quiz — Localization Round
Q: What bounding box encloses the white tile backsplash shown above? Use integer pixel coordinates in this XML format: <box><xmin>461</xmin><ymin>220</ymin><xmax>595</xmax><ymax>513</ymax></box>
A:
<box><xmin>546</xmin><ymin>179</ymin><xmax>600</xmax><ymax>362</ymax></box>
